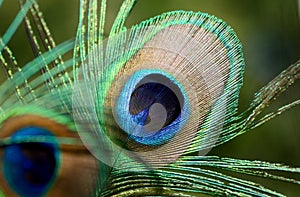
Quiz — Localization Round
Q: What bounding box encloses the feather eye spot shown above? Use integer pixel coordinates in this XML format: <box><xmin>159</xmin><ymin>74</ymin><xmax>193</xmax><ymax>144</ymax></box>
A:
<box><xmin>73</xmin><ymin>13</ymin><xmax>245</xmax><ymax>169</ymax></box>
<box><xmin>0</xmin><ymin>114</ymin><xmax>98</xmax><ymax>197</ymax></box>
<box><xmin>112</xmin><ymin>71</ymin><xmax>189</xmax><ymax>146</ymax></box>
<box><xmin>3</xmin><ymin>127</ymin><xmax>58</xmax><ymax>197</ymax></box>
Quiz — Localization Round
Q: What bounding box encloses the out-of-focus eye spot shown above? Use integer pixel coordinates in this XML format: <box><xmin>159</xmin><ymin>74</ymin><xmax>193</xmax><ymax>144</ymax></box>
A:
<box><xmin>0</xmin><ymin>114</ymin><xmax>102</xmax><ymax>197</ymax></box>
<box><xmin>3</xmin><ymin>127</ymin><xmax>58</xmax><ymax>197</ymax></box>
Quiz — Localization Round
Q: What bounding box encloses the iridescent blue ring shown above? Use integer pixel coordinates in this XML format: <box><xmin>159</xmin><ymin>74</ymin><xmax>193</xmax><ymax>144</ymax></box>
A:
<box><xmin>115</xmin><ymin>69</ymin><xmax>191</xmax><ymax>146</ymax></box>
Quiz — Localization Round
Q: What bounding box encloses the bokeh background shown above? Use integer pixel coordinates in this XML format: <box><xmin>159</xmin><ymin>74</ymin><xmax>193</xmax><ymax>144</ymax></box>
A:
<box><xmin>1</xmin><ymin>0</ymin><xmax>300</xmax><ymax>196</ymax></box>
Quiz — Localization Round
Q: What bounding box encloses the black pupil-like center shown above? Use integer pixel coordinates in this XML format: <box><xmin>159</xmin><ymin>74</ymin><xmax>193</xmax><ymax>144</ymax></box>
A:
<box><xmin>20</xmin><ymin>142</ymin><xmax>56</xmax><ymax>185</ymax></box>
<box><xmin>129</xmin><ymin>81</ymin><xmax>182</xmax><ymax>128</ymax></box>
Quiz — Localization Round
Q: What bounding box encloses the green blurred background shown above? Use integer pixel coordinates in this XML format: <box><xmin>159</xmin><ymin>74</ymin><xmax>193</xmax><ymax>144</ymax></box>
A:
<box><xmin>1</xmin><ymin>0</ymin><xmax>300</xmax><ymax>195</ymax></box>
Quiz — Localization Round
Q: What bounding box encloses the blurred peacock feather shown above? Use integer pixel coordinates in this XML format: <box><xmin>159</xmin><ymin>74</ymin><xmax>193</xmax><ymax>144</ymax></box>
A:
<box><xmin>0</xmin><ymin>0</ymin><xmax>299</xmax><ymax>196</ymax></box>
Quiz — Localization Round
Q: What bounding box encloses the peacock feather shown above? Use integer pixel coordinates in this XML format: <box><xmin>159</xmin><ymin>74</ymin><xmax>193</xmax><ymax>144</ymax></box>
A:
<box><xmin>0</xmin><ymin>0</ymin><xmax>299</xmax><ymax>196</ymax></box>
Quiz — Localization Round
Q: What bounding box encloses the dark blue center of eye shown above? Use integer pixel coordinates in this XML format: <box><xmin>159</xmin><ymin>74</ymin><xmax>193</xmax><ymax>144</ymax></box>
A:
<box><xmin>129</xmin><ymin>82</ymin><xmax>181</xmax><ymax>128</ymax></box>
<box><xmin>3</xmin><ymin>127</ymin><xmax>58</xmax><ymax>197</ymax></box>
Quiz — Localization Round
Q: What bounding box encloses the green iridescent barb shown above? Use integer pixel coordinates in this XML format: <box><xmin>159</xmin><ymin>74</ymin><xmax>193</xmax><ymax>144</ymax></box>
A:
<box><xmin>0</xmin><ymin>0</ymin><xmax>299</xmax><ymax>196</ymax></box>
